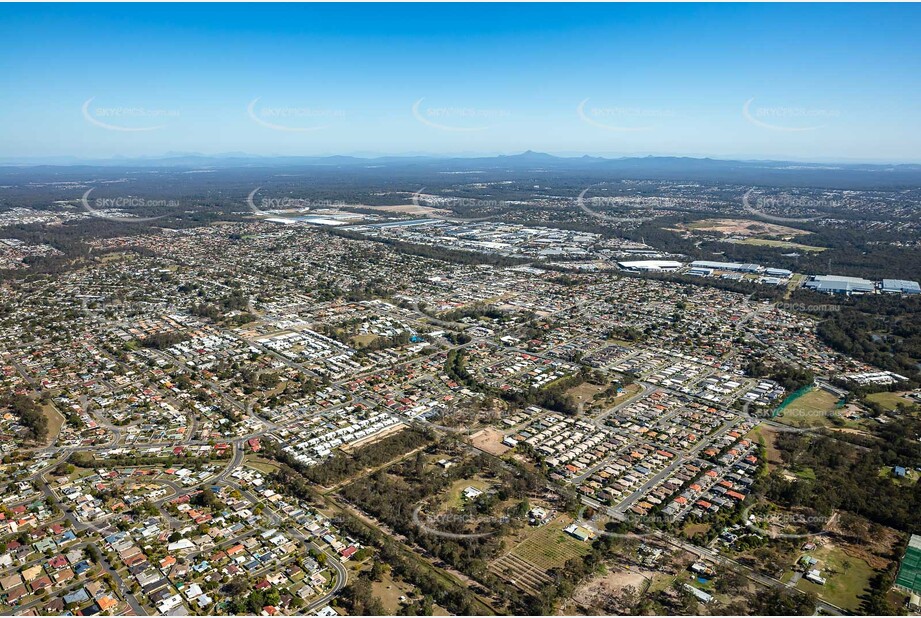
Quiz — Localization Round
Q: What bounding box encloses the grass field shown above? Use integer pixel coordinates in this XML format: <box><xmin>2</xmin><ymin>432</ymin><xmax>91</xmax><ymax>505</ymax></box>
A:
<box><xmin>794</xmin><ymin>467</ymin><xmax>817</xmax><ymax>481</ymax></box>
<box><xmin>746</xmin><ymin>425</ymin><xmax>782</xmax><ymax>470</ymax></box>
<box><xmin>244</xmin><ymin>457</ymin><xmax>280</xmax><ymax>474</ymax></box>
<box><xmin>776</xmin><ymin>388</ymin><xmax>844</xmax><ymax>428</ymax></box>
<box><xmin>683</xmin><ymin>522</ymin><xmax>712</xmax><ymax>537</ymax></box>
<box><xmin>610</xmin><ymin>383</ymin><xmax>643</xmax><ymax>405</ymax></box>
<box><xmin>442</xmin><ymin>478</ymin><xmax>491</xmax><ymax>509</ymax></box>
<box><xmin>566</xmin><ymin>382</ymin><xmax>607</xmax><ymax>407</ymax></box>
<box><xmin>41</xmin><ymin>403</ymin><xmax>66</xmax><ymax>446</ymax></box>
<box><xmin>351</xmin><ymin>333</ymin><xmax>380</xmax><ymax>347</ymax></box>
<box><xmin>866</xmin><ymin>391</ymin><xmax>915</xmax><ymax>411</ymax></box>
<box><xmin>371</xmin><ymin>570</ymin><xmax>415</xmax><ymax>614</ymax></box>
<box><xmin>795</xmin><ymin>544</ymin><xmax>875</xmax><ymax>612</ymax></box>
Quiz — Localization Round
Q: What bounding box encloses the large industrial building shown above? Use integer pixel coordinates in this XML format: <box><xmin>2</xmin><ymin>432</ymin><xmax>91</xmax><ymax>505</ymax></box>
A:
<box><xmin>617</xmin><ymin>260</ymin><xmax>684</xmax><ymax>272</ymax></box>
<box><xmin>690</xmin><ymin>260</ymin><xmax>762</xmax><ymax>273</ymax></box>
<box><xmin>881</xmin><ymin>279</ymin><xmax>921</xmax><ymax>295</ymax></box>
<box><xmin>803</xmin><ymin>274</ymin><xmax>875</xmax><ymax>295</ymax></box>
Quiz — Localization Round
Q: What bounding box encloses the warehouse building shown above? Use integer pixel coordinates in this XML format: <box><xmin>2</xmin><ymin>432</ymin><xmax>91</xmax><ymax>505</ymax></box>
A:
<box><xmin>881</xmin><ymin>279</ymin><xmax>921</xmax><ymax>295</ymax></box>
<box><xmin>690</xmin><ymin>260</ymin><xmax>762</xmax><ymax>273</ymax></box>
<box><xmin>765</xmin><ymin>267</ymin><xmax>793</xmax><ymax>278</ymax></box>
<box><xmin>617</xmin><ymin>260</ymin><xmax>684</xmax><ymax>272</ymax></box>
<box><xmin>804</xmin><ymin>274</ymin><xmax>875</xmax><ymax>295</ymax></box>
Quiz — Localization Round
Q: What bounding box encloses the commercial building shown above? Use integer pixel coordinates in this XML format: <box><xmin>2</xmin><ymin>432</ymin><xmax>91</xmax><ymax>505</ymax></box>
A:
<box><xmin>617</xmin><ymin>260</ymin><xmax>684</xmax><ymax>272</ymax></box>
<box><xmin>803</xmin><ymin>274</ymin><xmax>875</xmax><ymax>295</ymax></box>
<box><xmin>881</xmin><ymin>279</ymin><xmax>921</xmax><ymax>295</ymax></box>
<box><xmin>690</xmin><ymin>260</ymin><xmax>762</xmax><ymax>273</ymax></box>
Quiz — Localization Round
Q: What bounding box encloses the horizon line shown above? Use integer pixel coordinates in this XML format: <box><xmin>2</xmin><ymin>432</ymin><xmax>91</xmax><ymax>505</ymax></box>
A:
<box><xmin>2</xmin><ymin>150</ymin><xmax>920</xmax><ymax>167</ymax></box>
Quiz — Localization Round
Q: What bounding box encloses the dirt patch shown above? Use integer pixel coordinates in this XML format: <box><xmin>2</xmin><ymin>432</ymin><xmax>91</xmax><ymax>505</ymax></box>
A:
<box><xmin>470</xmin><ymin>427</ymin><xmax>510</xmax><ymax>456</ymax></box>
<box><xmin>566</xmin><ymin>382</ymin><xmax>607</xmax><ymax>405</ymax></box>
<box><xmin>684</xmin><ymin>218</ymin><xmax>809</xmax><ymax>238</ymax></box>
<box><xmin>571</xmin><ymin>568</ymin><xmax>655</xmax><ymax>611</ymax></box>
<box><xmin>357</xmin><ymin>203</ymin><xmax>452</xmax><ymax>216</ymax></box>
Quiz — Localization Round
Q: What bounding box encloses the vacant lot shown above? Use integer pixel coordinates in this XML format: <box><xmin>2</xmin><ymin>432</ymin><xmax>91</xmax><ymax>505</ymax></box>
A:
<box><xmin>685</xmin><ymin>218</ymin><xmax>809</xmax><ymax>237</ymax></box>
<box><xmin>470</xmin><ymin>427</ymin><xmax>510</xmax><ymax>456</ymax></box>
<box><xmin>570</xmin><ymin>568</ymin><xmax>655</xmax><ymax>611</ymax></box>
<box><xmin>795</xmin><ymin>542</ymin><xmax>875</xmax><ymax>612</ymax></box>
<box><xmin>566</xmin><ymin>382</ymin><xmax>607</xmax><ymax>407</ymax></box>
<box><xmin>733</xmin><ymin>237</ymin><xmax>827</xmax><ymax>252</ymax></box>
<box><xmin>357</xmin><ymin>202</ymin><xmax>451</xmax><ymax>216</ymax></box>
<box><xmin>371</xmin><ymin>570</ymin><xmax>415</xmax><ymax>614</ymax></box>
<box><xmin>866</xmin><ymin>391</ymin><xmax>915</xmax><ymax>411</ymax></box>
<box><xmin>350</xmin><ymin>333</ymin><xmax>380</xmax><ymax>348</ymax></box>
<box><xmin>244</xmin><ymin>456</ymin><xmax>279</xmax><ymax>474</ymax></box>
<box><xmin>776</xmin><ymin>388</ymin><xmax>843</xmax><ymax>428</ymax></box>
<box><xmin>746</xmin><ymin>425</ymin><xmax>783</xmax><ymax>470</ymax></box>
<box><xmin>39</xmin><ymin>403</ymin><xmax>66</xmax><ymax>446</ymax></box>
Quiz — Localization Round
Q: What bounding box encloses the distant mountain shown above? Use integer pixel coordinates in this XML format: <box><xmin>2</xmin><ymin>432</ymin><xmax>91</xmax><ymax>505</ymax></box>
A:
<box><xmin>2</xmin><ymin>152</ymin><xmax>920</xmax><ymax>189</ymax></box>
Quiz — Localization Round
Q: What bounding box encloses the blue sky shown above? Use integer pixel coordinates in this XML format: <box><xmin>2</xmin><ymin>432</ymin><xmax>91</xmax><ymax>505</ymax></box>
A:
<box><xmin>1</xmin><ymin>3</ymin><xmax>919</xmax><ymax>162</ymax></box>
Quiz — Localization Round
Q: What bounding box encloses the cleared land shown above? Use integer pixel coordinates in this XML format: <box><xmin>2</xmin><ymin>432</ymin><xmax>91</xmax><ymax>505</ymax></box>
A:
<box><xmin>866</xmin><ymin>391</ymin><xmax>916</xmax><ymax>411</ymax></box>
<box><xmin>350</xmin><ymin>333</ymin><xmax>380</xmax><ymax>347</ymax></box>
<box><xmin>795</xmin><ymin>543</ymin><xmax>875</xmax><ymax>612</ymax></box>
<box><xmin>746</xmin><ymin>425</ymin><xmax>783</xmax><ymax>470</ymax></box>
<box><xmin>41</xmin><ymin>403</ymin><xmax>66</xmax><ymax>446</ymax></box>
<box><xmin>775</xmin><ymin>388</ymin><xmax>843</xmax><ymax>428</ymax></box>
<box><xmin>566</xmin><ymin>382</ymin><xmax>607</xmax><ymax>407</ymax></box>
<box><xmin>371</xmin><ymin>571</ymin><xmax>415</xmax><ymax>614</ymax></box>
<box><xmin>570</xmin><ymin>568</ymin><xmax>655</xmax><ymax>611</ymax></box>
<box><xmin>733</xmin><ymin>237</ymin><xmax>827</xmax><ymax>252</ymax></box>
<box><xmin>684</xmin><ymin>218</ymin><xmax>809</xmax><ymax>237</ymax></box>
<box><xmin>244</xmin><ymin>456</ymin><xmax>280</xmax><ymax>474</ymax></box>
<box><xmin>354</xmin><ymin>203</ymin><xmax>452</xmax><ymax>216</ymax></box>
<box><xmin>470</xmin><ymin>427</ymin><xmax>511</xmax><ymax>456</ymax></box>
